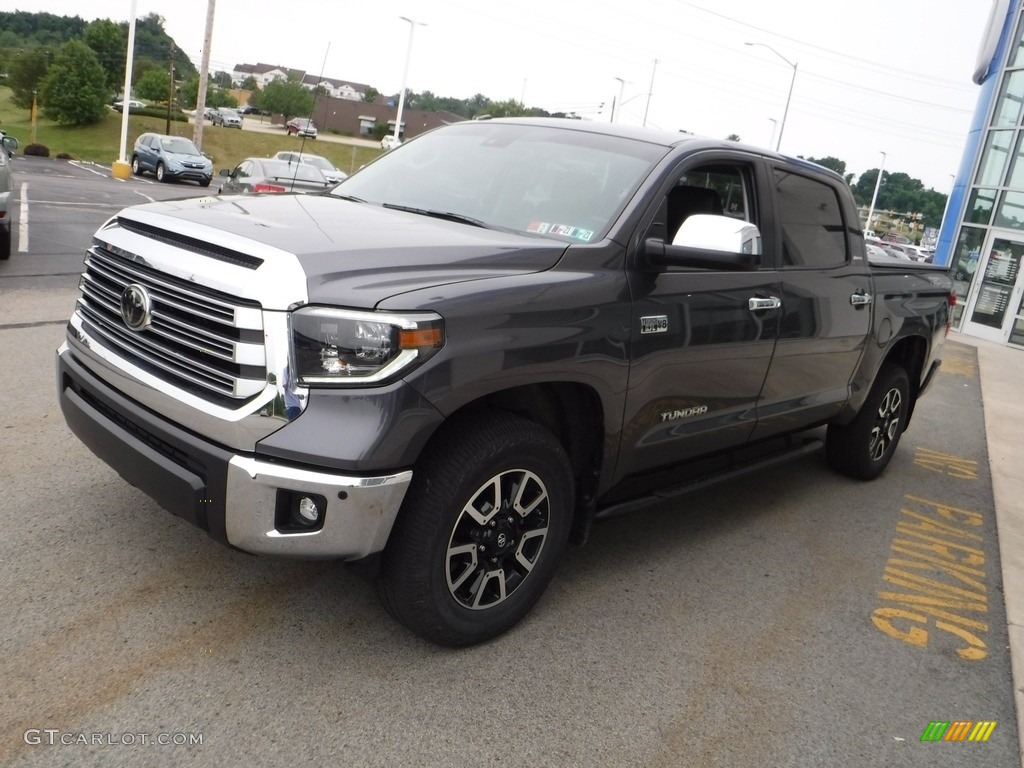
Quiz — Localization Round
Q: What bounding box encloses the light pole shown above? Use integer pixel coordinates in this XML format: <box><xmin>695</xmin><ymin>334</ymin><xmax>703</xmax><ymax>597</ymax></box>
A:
<box><xmin>744</xmin><ymin>42</ymin><xmax>797</xmax><ymax>152</ymax></box>
<box><xmin>112</xmin><ymin>0</ymin><xmax>138</xmax><ymax>180</ymax></box>
<box><xmin>393</xmin><ymin>16</ymin><xmax>425</xmax><ymax>145</ymax></box>
<box><xmin>642</xmin><ymin>59</ymin><xmax>658</xmax><ymax>127</ymax></box>
<box><xmin>612</xmin><ymin>77</ymin><xmax>626</xmax><ymax>123</ymax></box>
<box><xmin>866</xmin><ymin>151</ymin><xmax>887</xmax><ymax>235</ymax></box>
<box><xmin>767</xmin><ymin>118</ymin><xmax>777</xmax><ymax>149</ymax></box>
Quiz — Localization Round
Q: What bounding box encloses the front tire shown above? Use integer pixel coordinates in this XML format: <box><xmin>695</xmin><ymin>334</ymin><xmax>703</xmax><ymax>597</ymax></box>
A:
<box><xmin>155</xmin><ymin>163</ymin><xmax>166</xmax><ymax>182</ymax></box>
<box><xmin>376</xmin><ymin>410</ymin><xmax>574</xmax><ymax>646</ymax></box>
<box><xmin>826</xmin><ymin>364</ymin><xmax>910</xmax><ymax>480</ymax></box>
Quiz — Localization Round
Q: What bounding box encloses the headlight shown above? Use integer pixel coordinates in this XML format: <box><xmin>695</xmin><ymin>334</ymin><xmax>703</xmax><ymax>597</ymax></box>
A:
<box><xmin>291</xmin><ymin>307</ymin><xmax>443</xmax><ymax>386</ymax></box>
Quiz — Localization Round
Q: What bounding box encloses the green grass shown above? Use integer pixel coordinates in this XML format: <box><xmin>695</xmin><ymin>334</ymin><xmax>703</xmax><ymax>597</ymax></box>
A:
<box><xmin>0</xmin><ymin>86</ymin><xmax>382</xmax><ymax>175</ymax></box>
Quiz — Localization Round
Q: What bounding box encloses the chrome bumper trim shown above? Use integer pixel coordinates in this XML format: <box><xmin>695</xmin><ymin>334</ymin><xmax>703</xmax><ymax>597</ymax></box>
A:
<box><xmin>225</xmin><ymin>457</ymin><xmax>411</xmax><ymax>559</ymax></box>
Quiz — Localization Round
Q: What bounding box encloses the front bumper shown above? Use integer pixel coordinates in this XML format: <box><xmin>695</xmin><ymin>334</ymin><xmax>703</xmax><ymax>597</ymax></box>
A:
<box><xmin>57</xmin><ymin>342</ymin><xmax>411</xmax><ymax>559</ymax></box>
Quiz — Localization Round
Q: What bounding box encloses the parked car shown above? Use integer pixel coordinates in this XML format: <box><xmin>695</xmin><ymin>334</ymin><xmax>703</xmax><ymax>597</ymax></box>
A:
<box><xmin>211</xmin><ymin>108</ymin><xmax>242</xmax><ymax>129</ymax></box>
<box><xmin>239</xmin><ymin>105</ymin><xmax>268</xmax><ymax>116</ymax></box>
<box><xmin>202</xmin><ymin>107</ymin><xmax>220</xmax><ymax>121</ymax></box>
<box><xmin>285</xmin><ymin>118</ymin><xmax>318</xmax><ymax>138</ymax></box>
<box><xmin>113</xmin><ymin>100</ymin><xmax>146</xmax><ymax>112</ymax></box>
<box><xmin>58</xmin><ymin>118</ymin><xmax>954</xmax><ymax>647</ymax></box>
<box><xmin>380</xmin><ymin>134</ymin><xmax>402</xmax><ymax>150</ymax></box>
<box><xmin>0</xmin><ymin>133</ymin><xmax>20</xmax><ymax>259</ymax></box>
<box><xmin>130</xmin><ymin>133</ymin><xmax>213</xmax><ymax>187</ymax></box>
<box><xmin>272</xmin><ymin>151</ymin><xmax>347</xmax><ymax>184</ymax></box>
<box><xmin>218</xmin><ymin>157</ymin><xmax>332</xmax><ymax>194</ymax></box>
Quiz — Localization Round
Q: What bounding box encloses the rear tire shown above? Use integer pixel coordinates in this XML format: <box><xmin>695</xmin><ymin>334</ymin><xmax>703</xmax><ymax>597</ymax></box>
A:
<box><xmin>376</xmin><ymin>410</ymin><xmax>574</xmax><ymax>646</ymax></box>
<box><xmin>826</xmin><ymin>364</ymin><xmax>910</xmax><ymax>480</ymax></box>
<box><xmin>0</xmin><ymin>225</ymin><xmax>11</xmax><ymax>260</ymax></box>
<box><xmin>130</xmin><ymin>155</ymin><xmax>142</xmax><ymax>176</ymax></box>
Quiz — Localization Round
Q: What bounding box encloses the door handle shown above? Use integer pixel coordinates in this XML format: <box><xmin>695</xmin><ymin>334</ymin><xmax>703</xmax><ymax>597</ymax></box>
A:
<box><xmin>850</xmin><ymin>291</ymin><xmax>873</xmax><ymax>307</ymax></box>
<box><xmin>748</xmin><ymin>296</ymin><xmax>781</xmax><ymax>311</ymax></box>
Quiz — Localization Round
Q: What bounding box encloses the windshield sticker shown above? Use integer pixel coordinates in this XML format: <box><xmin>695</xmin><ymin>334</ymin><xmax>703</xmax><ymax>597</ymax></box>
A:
<box><xmin>527</xmin><ymin>222</ymin><xmax>595</xmax><ymax>242</ymax></box>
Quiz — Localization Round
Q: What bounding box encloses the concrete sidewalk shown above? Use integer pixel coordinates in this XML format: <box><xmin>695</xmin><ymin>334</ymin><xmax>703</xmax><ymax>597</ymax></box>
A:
<box><xmin>951</xmin><ymin>331</ymin><xmax>1024</xmax><ymax>764</ymax></box>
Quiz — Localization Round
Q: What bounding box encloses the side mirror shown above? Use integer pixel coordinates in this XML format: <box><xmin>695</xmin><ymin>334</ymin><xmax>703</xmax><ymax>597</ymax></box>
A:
<box><xmin>643</xmin><ymin>214</ymin><xmax>762</xmax><ymax>271</ymax></box>
<box><xmin>672</xmin><ymin>214</ymin><xmax>762</xmax><ymax>255</ymax></box>
<box><xmin>2</xmin><ymin>135</ymin><xmax>19</xmax><ymax>157</ymax></box>
<box><xmin>218</xmin><ymin>168</ymin><xmax>232</xmax><ymax>177</ymax></box>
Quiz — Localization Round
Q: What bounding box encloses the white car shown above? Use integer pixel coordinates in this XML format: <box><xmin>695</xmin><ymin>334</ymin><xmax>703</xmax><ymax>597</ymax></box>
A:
<box><xmin>113</xmin><ymin>100</ymin><xmax>146</xmax><ymax>112</ymax></box>
<box><xmin>381</xmin><ymin>135</ymin><xmax>402</xmax><ymax>150</ymax></box>
<box><xmin>272</xmin><ymin>151</ymin><xmax>347</xmax><ymax>184</ymax></box>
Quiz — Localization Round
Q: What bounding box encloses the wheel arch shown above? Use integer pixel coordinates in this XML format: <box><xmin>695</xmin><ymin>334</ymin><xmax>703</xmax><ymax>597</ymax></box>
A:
<box><xmin>432</xmin><ymin>382</ymin><xmax>605</xmax><ymax>546</ymax></box>
<box><xmin>880</xmin><ymin>334</ymin><xmax>929</xmax><ymax>425</ymax></box>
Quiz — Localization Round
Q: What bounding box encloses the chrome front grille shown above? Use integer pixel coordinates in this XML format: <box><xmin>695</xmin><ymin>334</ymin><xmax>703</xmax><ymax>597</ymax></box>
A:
<box><xmin>77</xmin><ymin>246</ymin><xmax>267</xmax><ymax>401</ymax></box>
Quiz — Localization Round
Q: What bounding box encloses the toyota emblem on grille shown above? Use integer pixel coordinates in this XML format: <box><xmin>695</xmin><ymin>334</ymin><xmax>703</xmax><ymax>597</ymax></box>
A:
<box><xmin>120</xmin><ymin>284</ymin><xmax>153</xmax><ymax>331</ymax></box>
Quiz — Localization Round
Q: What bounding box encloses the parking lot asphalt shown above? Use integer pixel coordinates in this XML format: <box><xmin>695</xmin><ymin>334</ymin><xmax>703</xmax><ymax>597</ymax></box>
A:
<box><xmin>953</xmin><ymin>331</ymin><xmax>1024</xmax><ymax>766</ymax></box>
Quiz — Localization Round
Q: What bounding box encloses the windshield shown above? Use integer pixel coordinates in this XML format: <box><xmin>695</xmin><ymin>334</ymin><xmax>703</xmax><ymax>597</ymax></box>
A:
<box><xmin>301</xmin><ymin>156</ymin><xmax>334</xmax><ymax>171</ymax></box>
<box><xmin>161</xmin><ymin>137</ymin><xmax>202</xmax><ymax>155</ymax></box>
<box><xmin>329</xmin><ymin>122</ymin><xmax>664</xmax><ymax>242</ymax></box>
<box><xmin>262</xmin><ymin>159</ymin><xmax>325</xmax><ymax>183</ymax></box>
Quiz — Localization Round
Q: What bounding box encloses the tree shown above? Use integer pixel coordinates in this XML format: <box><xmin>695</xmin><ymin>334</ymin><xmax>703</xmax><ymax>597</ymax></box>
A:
<box><xmin>258</xmin><ymin>77</ymin><xmax>313</xmax><ymax>120</ymax></box>
<box><xmin>135</xmin><ymin>68</ymin><xmax>168</xmax><ymax>102</ymax></box>
<box><xmin>83</xmin><ymin>18</ymin><xmax>125</xmax><ymax>94</ymax></box>
<box><xmin>241</xmin><ymin>75</ymin><xmax>258</xmax><ymax>91</ymax></box>
<box><xmin>361</xmin><ymin>86</ymin><xmax>380</xmax><ymax>104</ymax></box>
<box><xmin>179</xmin><ymin>76</ymin><xmax>199</xmax><ymax>108</ymax></box>
<box><xmin>40</xmin><ymin>40</ymin><xmax>108</xmax><ymax>125</ymax></box>
<box><xmin>212</xmin><ymin>70</ymin><xmax>232</xmax><ymax>88</ymax></box>
<box><xmin>725</xmin><ymin>133</ymin><xmax>741</xmax><ymax>142</ymax></box>
<box><xmin>802</xmin><ymin>155</ymin><xmax>846</xmax><ymax>176</ymax></box>
<box><xmin>8</xmin><ymin>48</ymin><xmax>50</xmax><ymax>109</ymax></box>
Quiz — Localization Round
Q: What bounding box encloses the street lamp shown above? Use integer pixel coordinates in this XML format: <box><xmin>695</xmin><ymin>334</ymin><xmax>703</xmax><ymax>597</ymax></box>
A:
<box><xmin>393</xmin><ymin>16</ymin><xmax>426</xmax><ymax>146</ymax></box>
<box><xmin>612</xmin><ymin>76</ymin><xmax>626</xmax><ymax>123</ymax></box>
<box><xmin>866</xmin><ymin>151</ymin><xmax>887</xmax><ymax>234</ymax></box>
<box><xmin>744</xmin><ymin>42</ymin><xmax>797</xmax><ymax>152</ymax></box>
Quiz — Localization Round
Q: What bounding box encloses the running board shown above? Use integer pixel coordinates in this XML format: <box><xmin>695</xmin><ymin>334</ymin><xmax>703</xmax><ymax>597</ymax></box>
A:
<box><xmin>593</xmin><ymin>437</ymin><xmax>823</xmax><ymax>522</ymax></box>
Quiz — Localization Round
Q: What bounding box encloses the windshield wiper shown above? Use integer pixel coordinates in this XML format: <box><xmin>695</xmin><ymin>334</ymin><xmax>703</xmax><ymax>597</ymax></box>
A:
<box><xmin>333</xmin><ymin>194</ymin><xmax>367</xmax><ymax>203</ymax></box>
<box><xmin>382</xmin><ymin>203</ymin><xmax>487</xmax><ymax>228</ymax></box>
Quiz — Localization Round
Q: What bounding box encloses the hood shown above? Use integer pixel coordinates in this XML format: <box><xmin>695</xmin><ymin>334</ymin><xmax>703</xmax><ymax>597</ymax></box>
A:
<box><xmin>115</xmin><ymin>194</ymin><xmax>569</xmax><ymax>308</ymax></box>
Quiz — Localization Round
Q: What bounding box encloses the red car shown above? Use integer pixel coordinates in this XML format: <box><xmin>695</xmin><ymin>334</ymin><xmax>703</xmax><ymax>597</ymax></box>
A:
<box><xmin>285</xmin><ymin>118</ymin><xmax>318</xmax><ymax>139</ymax></box>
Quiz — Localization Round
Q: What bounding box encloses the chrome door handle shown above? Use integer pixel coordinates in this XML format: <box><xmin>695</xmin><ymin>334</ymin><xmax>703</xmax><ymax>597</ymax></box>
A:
<box><xmin>850</xmin><ymin>291</ymin><xmax>873</xmax><ymax>307</ymax></box>
<box><xmin>748</xmin><ymin>297</ymin><xmax>781</xmax><ymax>311</ymax></box>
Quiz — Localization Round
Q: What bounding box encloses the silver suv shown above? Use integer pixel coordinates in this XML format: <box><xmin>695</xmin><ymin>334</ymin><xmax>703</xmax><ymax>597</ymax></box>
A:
<box><xmin>212</xmin><ymin>109</ymin><xmax>242</xmax><ymax>129</ymax></box>
<box><xmin>131</xmin><ymin>133</ymin><xmax>213</xmax><ymax>186</ymax></box>
<box><xmin>0</xmin><ymin>133</ymin><xmax>20</xmax><ymax>260</ymax></box>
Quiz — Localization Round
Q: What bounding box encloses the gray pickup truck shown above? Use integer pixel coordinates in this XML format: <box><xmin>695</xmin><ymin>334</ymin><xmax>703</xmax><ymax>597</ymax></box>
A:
<box><xmin>57</xmin><ymin>118</ymin><xmax>954</xmax><ymax>645</ymax></box>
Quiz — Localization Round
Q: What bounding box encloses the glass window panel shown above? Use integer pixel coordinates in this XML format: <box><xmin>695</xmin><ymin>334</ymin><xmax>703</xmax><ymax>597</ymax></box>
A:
<box><xmin>994</xmin><ymin>70</ymin><xmax>1024</xmax><ymax>126</ymax></box>
<box><xmin>1007</xmin><ymin>131</ymin><xmax>1024</xmax><ymax>187</ymax></box>
<box><xmin>978</xmin><ymin>130</ymin><xmax>1014</xmax><ymax>186</ymax></box>
<box><xmin>995</xmin><ymin>190</ymin><xmax>1024</xmax><ymax>229</ymax></box>
<box><xmin>967</xmin><ymin>188</ymin><xmax>997</xmax><ymax>224</ymax></box>
<box><xmin>950</xmin><ymin>226</ymin><xmax>986</xmax><ymax>326</ymax></box>
<box><xmin>772</xmin><ymin>169</ymin><xmax>847</xmax><ymax>268</ymax></box>
<box><xmin>1012</xmin><ymin>18</ymin><xmax>1024</xmax><ymax>67</ymax></box>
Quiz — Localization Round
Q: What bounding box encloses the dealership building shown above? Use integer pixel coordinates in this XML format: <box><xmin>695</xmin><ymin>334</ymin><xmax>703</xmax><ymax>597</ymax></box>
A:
<box><xmin>938</xmin><ymin>0</ymin><xmax>1024</xmax><ymax>347</ymax></box>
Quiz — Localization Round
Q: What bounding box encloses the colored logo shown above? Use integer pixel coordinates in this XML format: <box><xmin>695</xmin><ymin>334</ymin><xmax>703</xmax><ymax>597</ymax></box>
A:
<box><xmin>920</xmin><ymin>721</ymin><xmax>997</xmax><ymax>742</ymax></box>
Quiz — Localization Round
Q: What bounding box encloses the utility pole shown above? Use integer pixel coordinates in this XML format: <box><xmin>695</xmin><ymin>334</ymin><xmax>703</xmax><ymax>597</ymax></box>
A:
<box><xmin>166</xmin><ymin>41</ymin><xmax>174</xmax><ymax>135</ymax></box>
<box><xmin>193</xmin><ymin>0</ymin><xmax>216</xmax><ymax>149</ymax></box>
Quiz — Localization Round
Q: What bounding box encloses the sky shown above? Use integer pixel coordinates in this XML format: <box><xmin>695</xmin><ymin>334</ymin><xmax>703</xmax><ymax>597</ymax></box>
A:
<box><xmin>11</xmin><ymin>0</ymin><xmax>994</xmax><ymax>192</ymax></box>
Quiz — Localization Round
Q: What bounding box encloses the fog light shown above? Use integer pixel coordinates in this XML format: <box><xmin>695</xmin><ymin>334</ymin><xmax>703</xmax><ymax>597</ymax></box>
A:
<box><xmin>275</xmin><ymin>490</ymin><xmax>327</xmax><ymax>532</ymax></box>
<box><xmin>297</xmin><ymin>496</ymin><xmax>321</xmax><ymax>525</ymax></box>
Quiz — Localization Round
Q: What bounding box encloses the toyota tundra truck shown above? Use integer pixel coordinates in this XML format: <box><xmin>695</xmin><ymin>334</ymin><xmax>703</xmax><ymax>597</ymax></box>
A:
<box><xmin>57</xmin><ymin>118</ymin><xmax>954</xmax><ymax>646</ymax></box>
